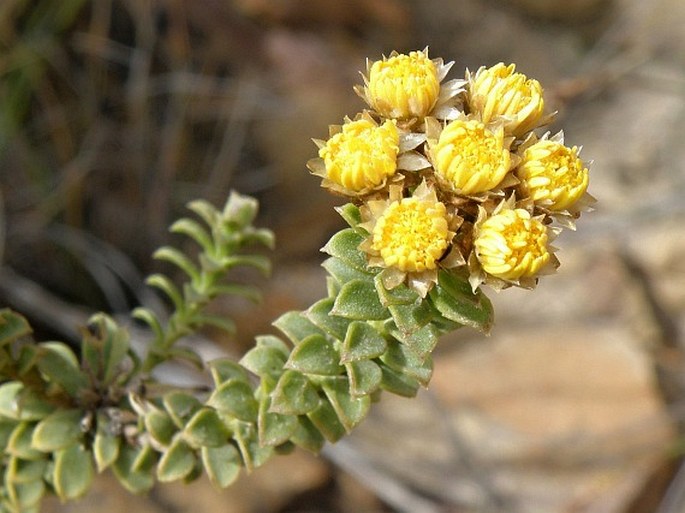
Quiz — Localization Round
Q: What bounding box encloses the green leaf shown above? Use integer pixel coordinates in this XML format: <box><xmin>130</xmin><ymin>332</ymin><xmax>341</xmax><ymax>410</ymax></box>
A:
<box><xmin>345</xmin><ymin>360</ymin><xmax>382</xmax><ymax>397</ymax></box>
<box><xmin>31</xmin><ymin>409</ymin><xmax>83</xmax><ymax>452</ymax></box>
<box><xmin>0</xmin><ymin>382</ymin><xmax>23</xmax><ymax>419</ymax></box>
<box><xmin>334</xmin><ymin>203</ymin><xmax>362</xmax><ymax>228</ymax></box>
<box><xmin>332</xmin><ymin>279</ymin><xmax>389</xmax><ymax>320</ymax></box>
<box><xmin>273</xmin><ymin>311</ymin><xmax>324</xmax><ymax>344</ymax></box>
<box><xmin>36</xmin><ymin>342</ymin><xmax>89</xmax><ymax>397</ymax></box>
<box><xmin>381</xmin><ymin>340</ymin><xmax>433</xmax><ymax>386</ymax></box>
<box><xmin>240</xmin><ymin>343</ymin><xmax>288</xmax><ymax>382</ymax></box>
<box><xmin>190</xmin><ymin>313</ymin><xmax>237</xmax><ymax>335</ymax></box>
<box><xmin>166</xmin><ymin>346</ymin><xmax>203</xmax><ymax>369</ymax></box>
<box><xmin>208</xmin><ymin>359</ymin><xmax>250</xmax><ymax>387</ymax></box>
<box><xmin>81</xmin><ymin>313</ymin><xmax>131</xmax><ymax>386</ymax></box>
<box><xmin>146</xmin><ymin>274</ymin><xmax>184</xmax><ymax>311</ymax></box>
<box><xmin>321</xmin><ymin>378</ymin><xmax>370</xmax><ymax>432</ymax></box>
<box><xmin>269</xmin><ymin>370</ymin><xmax>320</xmax><ymax>416</ymax></box>
<box><xmin>207</xmin><ymin>380</ymin><xmax>258</xmax><ymax>422</ymax></box>
<box><xmin>131</xmin><ymin>443</ymin><xmax>158</xmax><ymax>473</ymax></box>
<box><xmin>163</xmin><ymin>391</ymin><xmax>203</xmax><ymax>428</ymax></box>
<box><xmin>170</xmin><ymin>217</ymin><xmax>214</xmax><ymax>254</ymax></box>
<box><xmin>428</xmin><ymin>270</ymin><xmax>493</xmax><ymax>333</ymax></box>
<box><xmin>7</xmin><ymin>456</ymin><xmax>47</xmax><ymax>484</ymax></box>
<box><xmin>258</xmin><ymin>397</ymin><xmax>297</xmax><ymax>447</ymax></box>
<box><xmin>222</xmin><ymin>190</ymin><xmax>259</xmax><ymax>228</ymax></box>
<box><xmin>305</xmin><ymin>298</ymin><xmax>351</xmax><ymax>341</ymax></box>
<box><xmin>232</xmin><ymin>422</ymin><xmax>273</xmax><ymax>471</ymax></box>
<box><xmin>187</xmin><ymin>198</ymin><xmax>219</xmax><ymax>227</ymax></box>
<box><xmin>183</xmin><ymin>408</ymin><xmax>229</xmax><ymax>448</ymax></box>
<box><xmin>157</xmin><ymin>439</ymin><xmax>196</xmax><ymax>482</ymax></box>
<box><xmin>132</xmin><ymin>307</ymin><xmax>164</xmax><ymax>344</ymax></box>
<box><xmin>0</xmin><ymin>309</ymin><xmax>32</xmax><ymax>347</ymax></box>
<box><xmin>0</xmin><ymin>383</ymin><xmax>54</xmax><ymax>421</ymax></box>
<box><xmin>321</xmin><ymin>228</ymin><xmax>368</xmax><ymax>271</ymax></box>
<box><xmin>7</xmin><ymin>422</ymin><xmax>43</xmax><ymax>460</ymax></box>
<box><xmin>0</xmin><ymin>419</ymin><xmax>18</xmax><ymax>448</ymax></box>
<box><xmin>53</xmin><ymin>444</ymin><xmax>94</xmax><ymax>500</ymax></box>
<box><xmin>340</xmin><ymin>321</ymin><xmax>387</xmax><ymax>363</ymax></box>
<box><xmin>322</xmin><ymin>257</ymin><xmax>370</xmax><ymax>286</ymax></box>
<box><xmin>307</xmin><ymin>399</ymin><xmax>346</xmax><ymax>443</ymax></box>
<box><xmin>6</xmin><ymin>479</ymin><xmax>45</xmax><ymax>510</ymax></box>
<box><xmin>389</xmin><ymin>322</ymin><xmax>439</xmax><ymax>361</ymax></box>
<box><xmin>112</xmin><ymin>445</ymin><xmax>155</xmax><ymax>494</ymax></box>
<box><xmin>379</xmin><ymin>363</ymin><xmax>420</xmax><ymax>397</ymax></box>
<box><xmin>201</xmin><ymin>444</ymin><xmax>241</xmax><ymax>488</ymax></box>
<box><xmin>289</xmin><ymin>416</ymin><xmax>325</xmax><ymax>453</ymax></box>
<box><xmin>145</xmin><ymin>409</ymin><xmax>177</xmax><ymax>446</ymax></box>
<box><xmin>374</xmin><ymin>274</ymin><xmax>419</xmax><ymax>306</ymax></box>
<box><xmin>285</xmin><ymin>334</ymin><xmax>342</xmax><ymax>376</ymax></box>
<box><xmin>93</xmin><ymin>412</ymin><xmax>120</xmax><ymax>472</ymax></box>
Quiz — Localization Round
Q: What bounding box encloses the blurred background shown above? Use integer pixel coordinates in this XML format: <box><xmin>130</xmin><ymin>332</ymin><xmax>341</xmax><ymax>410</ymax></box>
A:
<box><xmin>1</xmin><ymin>0</ymin><xmax>685</xmax><ymax>511</ymax></box>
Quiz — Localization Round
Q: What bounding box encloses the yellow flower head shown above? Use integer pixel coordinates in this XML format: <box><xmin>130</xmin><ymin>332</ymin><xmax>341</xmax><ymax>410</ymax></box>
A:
<box><xmin>468</xmin><ymin>63</ymin><xmax>545</xmax><ymax>137</ymax></box>
<box><xmin>367</xmin><ymin>50</ymin><xmax>440</xmax><ymax>120</ymax></box>
<box><xmin>432</xmin><ymin>118</ymin><xmax>511</xmax><ymax>195</ymax></box>
<box><xmin>517</xmin><ymin>138</ymin><xmax>589</xmax><ymax>211</ymax></box>
<box><xmin>318</xmin><ymin>118</ymin><xmax>399</xmax><ymax>192</ymax></box>
<box><xmin>371</xmin><ymin>196</ymin><xmax>450</xmax><ymax>273</ymax></box>
<box><xmin>474</xmin><ymin>208</ymin><xmax>550</xmax><ymax>281</ymax></box>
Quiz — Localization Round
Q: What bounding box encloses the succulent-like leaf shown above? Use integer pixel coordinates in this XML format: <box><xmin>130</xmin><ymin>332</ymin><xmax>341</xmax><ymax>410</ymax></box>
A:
<box><xmin>289</xmin><ymin>416</ymin><xmax>325</xmax><ymax>453</ymax></box>
<box><xmin>379</xmin><ymin>363</ymin><xmax>421</xmax><ymax>398</ymax></box>
<box><xmin>345</xmin><ymin>360</ymin><xmax>383</xmax><ymax>397</ymax></box>
<box><xmin>157</xmin><ymin>439</ymin><xmax>195</xmax><ymax>482</ymax></box>
<box><xmin>81</xmin><ymin>313</ymin><xmax>131</xmax><ymax>386</ymax></box>
<box><xmin>35</xmin><ymin>342</ymin><xmax>88</xmax><ymax>397</ymax></box>
<box><xmin>285</xmin><ymin>334</ymin><xmax>342</xmax><ymax>376</ymax></box>
<box><xmin>183</xmin><ymin>408</ymin><xmax>230</xmax><ymax>448</ymax></box>
<box><xmin>305</xmin><ymin>298</ymin><xmax>351</xmax><ymax>341</ymax></box>
<box><xmin>332</xmin><ymin>279</ymin><xmax>389</xmax><ymax>320</ymax></box>
<box><xmin>145</xmin><ymin>408</ymin><xmax>177</xmax><ymax>447</ymax></box>
<box><xmin>31</xmin><ymin>409</ymin><xmax>83</xmax><ymax>452</ymax></box>
<box><xmin>322</xmin><ymin>256</ymin><xmax>370</xmax><ymax>286</ymax></box>
<box><xmin>6</xmin><ymin>456</ymin><xmax>47</xmax><ymax>484</ymax></box>
<box><xmin>112</xmin><ymin>442</ymin><xmax>155</xmax><ymax>494</ymax></box>
<box><xmin>7</xmin><ymin>422</ymin><xmax>43</xmax><ymax>460</ymax></box>
<box><xmin>273</xmin><ymin>311</ymin><xmax>324</xmax><ymax>344</ymax></box>
<box><xmin>6</xmin><ymin>479</ymin><xmax>45</xmax><ymax>510</ymax></box>
<box><xmin>428</xmin><ymin>270</ymin><xmax>493</xmax><ymax>333</ymax></box>
<box><xmin>201</xmin><ymin>444</ymin><xmax>241</xmax><ymax>488</ymax></box>
<box><xmin>340</xmin><ymin>321</ymin><xmax>387</xmax><ymax>363</ymax></box>
<box><xmin>334</xmin><ymin>203</ymin><xmax>362</xmax><ymax>228</ymax></box>
<box><xmin>0</xmin><ymin>309</ymin><xmax>32</xmax><ymax>347</ymax></box>
<box><xmin>208</xmin><ymin>359</ymin><xmax>250</xmax><ymax>387</ymax></box>
<box><xmin>207</xmin><ymin>380</ymin><xmax>258</xmax><ymax>423</ymax></box>
<box><xmin>0</xmin><ymin>383</ymin><xmax>54</xmax><ymax>421</ymax></box>
<box><xmin>232</xmin><ymin>422</ymin><xmax>272</xmax><ymax>471</ymax></box>
<box><xmin>93</xmin><ymin>412</ymin><xmax>120</xmax><ymax>473</ymax></box>
<box><xmin>257</xmin><ymin>396</ymin><xmax>297</xmax><ymax>447</ymax></box>
<box><xmin>321</xmin><ymin>228</ymin><xmax>368</xmax><ymax>271</ymax></box>
<box><xmin>269</xmin><ymin>370</ymin><xmax>320</xmax><ymax>416</ymax></box>
<box><xmin>163</xmin><ymin>391</ymin><xmax>203</xmax><ymax>429</ymax></box>
<box><xmin>52</xmin><ymin>444</ymin><xmax>94</xmax><ymax>501</ymax></box>
<box><xmin>306</xmin><ymin>399</ymin><xmax>346</xmax><ymax>443</ymax></box>
<box><xmin>240</xmin><ymin>342</ymin><xmax>288</xmax><ymax>383</ymax></box>
<box><xmin>321</xmin><ymin>378</ymin><xmax>370</xmax><ymax>432</ymax></box>
<box><xmin>381</xmin><ymin>340</ymin><xmax>433</xmax><ymax>386</ymax></box>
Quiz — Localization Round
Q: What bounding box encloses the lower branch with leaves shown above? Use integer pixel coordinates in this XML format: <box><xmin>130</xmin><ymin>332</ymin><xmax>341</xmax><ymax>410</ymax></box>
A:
<box><xmin>0</xmin><ymin>49</ymin><xmax>592</xmax><ymax>512</ymax></box>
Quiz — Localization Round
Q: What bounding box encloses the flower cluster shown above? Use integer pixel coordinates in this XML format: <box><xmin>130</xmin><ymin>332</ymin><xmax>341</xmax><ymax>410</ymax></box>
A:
<box><xmin>308</xmin><ymin>49</ymin><xmax>593</xmax><ymax>295</ymax></box>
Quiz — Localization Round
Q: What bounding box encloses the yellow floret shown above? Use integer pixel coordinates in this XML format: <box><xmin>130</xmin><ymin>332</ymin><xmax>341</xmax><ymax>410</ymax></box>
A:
<box><xmin>319</xmin><ymin>119</ymin><xmax>399</xmax><ymax>192</ymax></box>
<box><xmin>469</xmin><ymin>63</ymin><xmax>544</xmax><ymax>137</ymax></box>
<box><xmin>368</xmin><ymin>50</ymin><xmax>440</xmax><ymax>120</ymax></box>
<box><xmin>517</xmin><ymin>140</ymin><xmax>589</xmax><ymax>211</ymax></box>
<box><xmin>474</xmin><ymin>209</ymin><xmax>550</xmax><ymax>280</ymax></box>
<box><xmin>432</xmin><ymin>119</ymin><xmax>511</xmax><ymax>194</ymax></box>
<box><xmin>371</xmin><ymin>197</ymin><xmax>450</xmax><ymax>272</ymax></box>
